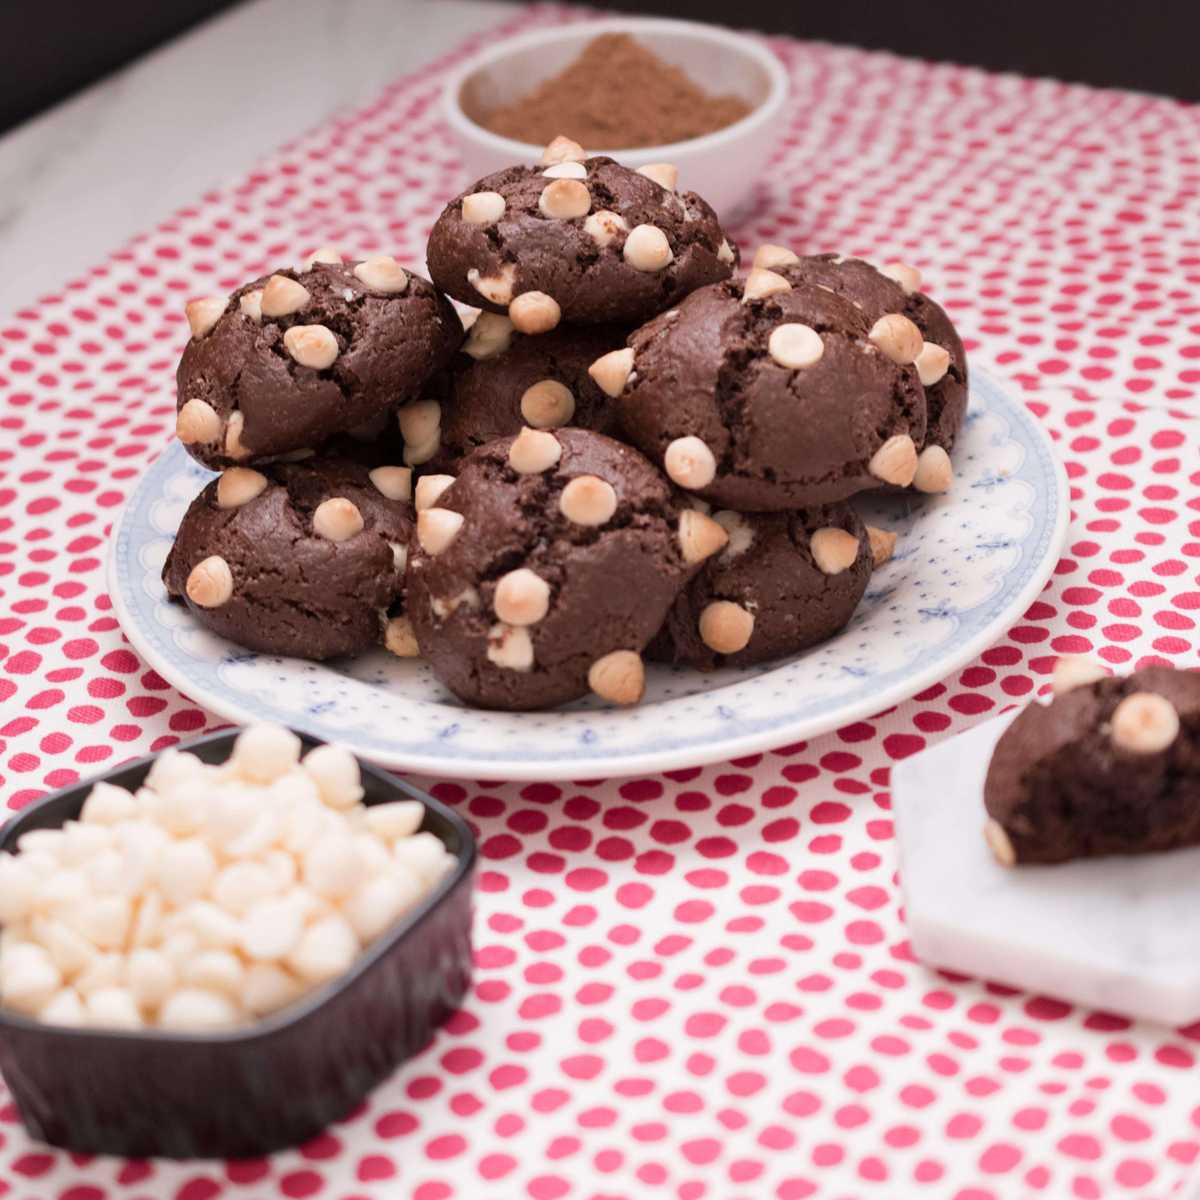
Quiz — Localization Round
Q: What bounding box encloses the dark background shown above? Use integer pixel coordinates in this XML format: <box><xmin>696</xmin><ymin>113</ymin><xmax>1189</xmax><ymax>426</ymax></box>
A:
<box><xmin>0</xmin><ymin>1</ymin><xmax>1194</xmax><ymax>136</ymax></box>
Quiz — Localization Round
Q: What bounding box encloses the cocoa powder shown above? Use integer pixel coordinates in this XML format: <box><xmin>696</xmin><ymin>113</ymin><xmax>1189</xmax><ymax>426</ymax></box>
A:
<box><xmin>471</xmin><ymin>33</ymin><xmax>752</xmax><ymax>150</ymax></box>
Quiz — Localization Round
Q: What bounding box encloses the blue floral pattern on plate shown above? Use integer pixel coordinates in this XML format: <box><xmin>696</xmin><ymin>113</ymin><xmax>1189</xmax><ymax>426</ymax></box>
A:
<box><xmin>107</xmin><ymin>369</ymin><xmax>1068</xmax><ymax>780</ymax></box>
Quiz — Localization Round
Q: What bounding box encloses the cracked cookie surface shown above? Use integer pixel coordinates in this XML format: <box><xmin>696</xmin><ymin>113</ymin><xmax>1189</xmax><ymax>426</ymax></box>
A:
<box><xmin>176</xmin><ymin>259</ymin><xmax>462</xmax><ymax>469</ymax></box>
<box><xmin>162</xmin><ymin>456</ymin><xmax>414</xmax><ymax>660</ymax></box>
<box><xmin>426</xmin><ymin>155</ymin><xmax>735</xmax><ymax>328</ymax></box>
<box><xmin>407</xmin><ymin>428</ymin><xmax>693</xmax><ymax>710</ymax></box>
<box><xmin>648</xmin><ymin>503</ymin><xmax>873</xmax><ymax>669</ymax></box>
<box><xmin>614</xmin><ymin>278</ymin><xmax>928</xmax><ymax>510</ymax></box>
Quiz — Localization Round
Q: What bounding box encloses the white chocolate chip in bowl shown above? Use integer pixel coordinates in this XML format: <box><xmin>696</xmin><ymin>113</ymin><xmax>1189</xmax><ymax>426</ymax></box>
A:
<box><xmin>0</xmin><ymin>722</ymin><xmax>471</xmax><ymax>1157</ymax></box>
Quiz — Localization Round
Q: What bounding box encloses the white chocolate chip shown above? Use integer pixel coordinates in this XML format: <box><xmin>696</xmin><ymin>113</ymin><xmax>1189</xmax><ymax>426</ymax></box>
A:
<box><xmin>560</xmin><ymin>475</ymin><xmax>617</xmax><ymax>527</ymax></box>
<box><xmin>714</xmin><ymin>510</ymin><xmax>754</xmax><ymax>558</ymax></box>
<box><xmin>623</xmin><ymin>224</ymin><xmax>673</xmax><ymax>272</ymax></box>
<box><xmin>363</xmin><ymin>800</ymin><xmax>424</xmax><ymax>841</ymax></box>
<box><xmin>232</xmin><ymin>724</ymin><xmax>301</xmax><ymax>784</ymax></box>
<box><xmin>185</xmin><ymin>296</ymin><xmax>225</xmax><ymax>340</ymax></box>
<box><xmin>313</xmin><ymin>497</ymin><xmax>364</xmax><ymax>542</ymax></box>
<box><xmin>216</xmin><ymin>468</ymin><xmax>268</xmax><ymax>509</ymax></box>
<box><xmin>718</xmin><ymin>238</ymin><xmax>736</xmax><ymax>265</ymax></box>
<box><xmin>699</xmin><ymin>601</ymin><xmax>755</xmax><ymax>655</ymax></box>
<box><xmin>541</xmin><ymin>135</ymin><xmax>586</xmax><ymax>165</ymax></box>
<box><xmin>369</xmin><ymin>465</ymin><xmax>413</xmax><ymax>502</ymax></box>
<box><xmin>186</xmin><ymin>555</ymin><xmax>233</xmax><ymax>608</ymax></box>
<box><xmin>305</xmin><ymin>245</ymin><xmax>343</xmax><ymax>269</ymax></box>
<box><xmin>520</xmin><ymin>379</ymin><xmax>575</xmax><ymax>429</ymax></box>
<box><xmin>303</xmin><ymin>743</ymin><xmax>363</xmax><ymax>808</ymax></box>
<box><xmin>343</xmin><ymin>873</ymin><xmax>424</xmax><ymax>943</ymax></box>
<box><xmin>415</xmin><ymin>474</ymin><xmax>455</xmax><ymax>512</ymax></box>
<box><xmin>176</xmin><ymin>398</ymin><xmax>221</xmax><ymax>445</ymax></box>
<box><xmin>866</xmin><ymin>526</ymin><xmax>897</xmax><ymax>569</ymax></box>
<box><xmin>243</xmin><ymin>963</ymin><xmax>304</xmax><ymax>1017</ymax></box>
<box><xmin>539</xmin><ymin>179</ymin><xmax>591</xmax><ymax>220</ymax></box>
<box><xmin>583</xmin><ymin>209</ymin><xmax>629</xmax><ymax>248</ymax></box>
<box><xmin>881</xmin><ymin>260</ymin><xmax>923</xmax><ymax>295</ymax></box>
<box><xmin>80</xmin><ymin>781</ymin><xmax>139</xmax><ymax>825</ymax></box>
<box><xmin>868</xmin><ymin>313</ymin><xmax>924</xmax><ymax>364</ymax></box>
<box><xmin>288</xmin><ymin>914</ymin><xmax>359</xmax><ymax>984</ymax></box>
<box><xmin>354</xmin><ymin>255</ymin><xmax>408</xmax><ymax>294</ymax></box>
<box><xmin>260</xmin><ymin>274</ymin><xmax>311</xmax><ymax>318</ymax></box>
<box><xmin>543</xmin><ymin>161</ymin><xmax>586</xmax><ymax>180</ymax></box>
<box><xmin>810</xmin><ymin>527</ymin><xmax>861</xmax><ymax>575</ymax></box>
<box><xmin>588</xmin><ymin>650</ymin><xmax>645</xmax><ymax>706</ymax></box>
<box><xmin>240</xmin><ymin>895</ymin><xmax>306</xmax><ymax>962</ymax></box>
<box><xmin>868</xmin><ymin>435</ymin><xmax>918</xmax><ymax>487</ymax></box>
<box><xmin>486</xmin><ymin>623</ymin><xmax>534</xmax><ymax>672</ymax></box>
<box><xmin>158</xmin><ymin>988</ymin><xmax>239</xmax><ymax>1031</ymax></box>
<box><xmin>493</xmin><ymin>568</ymin><xmax>551</xmax><ymax>626</ymax></box>
<box><xmin>664</xmin><ymin>436</ymin><xmax>717</xmax><ymax>490</ymax></box>
<box><xmin>462</xmin><ymin>190</ymin><xmax>507</xmax><ymax>225</ymax></box>
<box><xmin>915</xmin><ymin>341</ymin><xmax>951</xmax><ymax>386</ymax></box>
<box><xmin>913</xmin><ymin>445</ymin><xmax>954</xmax><ymax>494</ymax></box>
<box><xmin>283</xmin><ymin>324</ymin><xmax>339</xmax><ymax>370</ymax></box>
<box><xmin>184</xmin><ymin>950</ymin><xmax>245</xmax><ymax>999</ymax></box>
<box><xmin>1111</xmin><ymin>692</ymin><xmax>1180</xmax><ymax>754</ymax></box>
<box><xmin>678</xmin><ymin>509</ymin><xmax>730</xmax><ymax>564</ymax></box>
<box><xmin>85</xmin><ymin>986</ymin><xmax>144</xmax><ymax>1030</ymax></box>
<box><xmin>1</xmin><ymin>944</ymin><xmax>62</xmax><ymax>1015</ymax></box>
<box><xmin>417</xmin><ymin>507</ymin><xmax>464</xmax><ymax>556</ymax></box>
<box><xmin>404</xmin><ymin>436</ymin><xmax>440</xmax><ymax>467</ymax></box>
<box><xmin>463</xmin><ymin>311</ymin><xmax>514</xmax><ymax>360</ymax></box>
<box><xmin>637</xmin><ymin>162</ymin><xmax>679</xmax><ymax>191</ymax></box>
<box><xmin>224</xmin><ymin>410</ymin><xmax>250</xmax><ymax>461</ymax></box>
<box><xmin>398</xmin><ymin>399</ymin><xmax>440</xmax><ymax>448</ymax></box>
<box><xmin>239</xmin><ymin>289</ymin><xmax>264</xmax><ymax>322</ymax></box>
<box><xmin>302</xmin><ymin>837</ymin><xmax>362</xmax><ymax>900</ymax></box>
<box><xmin>588</xmin><ymin>347</ymin><xmax>635</xmax><ymax>397</ymax></box>
<box><xmin>768</xmin><ymin>323</ymin><xmax>824</xmax><ymax>369</ymax></box>
<box><xmin>743</xmin><ymin>269</ymin><xmax>792</xmax><ymax>303</ymax></box>
<box><xmin>508</xmin><ymin>427</ymin><xmax>561</xmax><ymax>474</ymax></box>
<box><xmin>984</xmin><ymin>819</ymin><xmax>1016</xmax><ymax>867</ymax></box>
<box><xmin>384</xmin><ymin>615</ymin><xmax>420</xmax><ymax>657</ymax></box>
<box><xmin>509</xmin><ymin>291</ymin><xmax>562</xmax><ymax>334</ymax></box>
<box><xmin>467</xmin><ymin>263</ymin><xmax>516</xmax><ymax>305</ymax></box>
<box><xmin>39</xmin><ymin>988</ymin><xmax>85</xmax><ymax>1027</ymax></box>
<box><xmin>1052</xmin><ymin>655</ymin><xmax>1108</xmax><ymax>696</ymax></box>
<box><xmin>753</xmin><ymin>244</ymin><xmax>799</xmax><ymax>271</ymax></box>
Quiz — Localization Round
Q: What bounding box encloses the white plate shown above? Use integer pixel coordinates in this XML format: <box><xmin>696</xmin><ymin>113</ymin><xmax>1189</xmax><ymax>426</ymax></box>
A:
<box><xmin>108</xmin><ymin>369</ymin><xmax>1068</xmax><ymax>780</ymax></box>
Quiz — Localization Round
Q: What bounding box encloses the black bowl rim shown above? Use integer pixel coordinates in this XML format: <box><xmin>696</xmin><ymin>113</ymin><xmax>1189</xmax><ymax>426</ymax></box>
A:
<box><xmin>0</xmin><ymin>727</ymin><xmax>476</xmax><ymax>1046</ymax></box>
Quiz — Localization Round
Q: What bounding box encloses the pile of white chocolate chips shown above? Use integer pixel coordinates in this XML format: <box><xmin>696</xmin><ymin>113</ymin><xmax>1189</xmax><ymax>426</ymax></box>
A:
<box><xmin>0</xmin><ymin>726</ymin><xmax>455</xmax><ymax>1031</ymax></box>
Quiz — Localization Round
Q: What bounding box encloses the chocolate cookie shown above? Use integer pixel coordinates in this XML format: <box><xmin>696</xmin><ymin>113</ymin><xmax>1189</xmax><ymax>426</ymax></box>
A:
<box><xmin>758</xmin><ymin>247</ymin><xmax>968</xmax><ymax>471</ymax></box>
<box><xmin>423</xmin><ymin>321</ymin><xmax>631</xmax><ymax>471</ymax></box>
<box><xmin>405</xmin><ymin>427</ymin><xmax>727</xmax><ymax>710</ymax></box>
<box><xmin>649</xmin><ymin>503</ymin><xmax>874</xmax><ymax>669</ymax></box>
<box><xmin>425</xmin><ymin>137</ymin><xmax>736</xmax><ymax>330</ymax></box>
<box><xmin>162</xmin><ymin>456</ymin><xmax>415</xmax><ymax>661</ymax></box>
<box><xmin>603</xmin><ymin>276</ymin><xmax>927</xmax><ymax>511</ymax></box>
<box><xmin>983</xmin><ymin>659</ymin><xmax>1200</xmax><ymax>865</ymax></box>
<box><xmin>176</xmin><ymin>252</ymin><xmax>463</xmax><ymax>469</ymax></box>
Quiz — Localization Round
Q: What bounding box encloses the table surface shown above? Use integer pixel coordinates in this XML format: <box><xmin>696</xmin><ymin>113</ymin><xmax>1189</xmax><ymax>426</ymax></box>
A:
<box><xmin>3</xmin><ymin>4</ymin><xmax>1200</xmax><ymax>1199</ymax></box>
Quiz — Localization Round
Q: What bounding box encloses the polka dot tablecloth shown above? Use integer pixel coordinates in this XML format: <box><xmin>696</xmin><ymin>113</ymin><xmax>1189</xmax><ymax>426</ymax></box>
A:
<box><xmin>2</xmin><ymin>5</ymin><xmax>1200</xmax><ymax>1198</ymax></box>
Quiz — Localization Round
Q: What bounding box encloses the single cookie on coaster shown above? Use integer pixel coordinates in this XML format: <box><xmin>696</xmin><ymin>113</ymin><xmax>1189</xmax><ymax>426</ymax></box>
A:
<box><xmin>176</xmin><ymin>251</ymin><xmax>462</xmax><ymax>469</ymax></box>
<box><xmin>406</xmin><ymin>428</ymin><xmax>727</xmax><ymax>710</ymax></box>
<box><xmin>606</xmin><ymin>277</ymin><xmax>927</xmax><ymax>511</ymax></box>
<box><xmin>425</xmin><ymin>320</ymin><xmax>632</xmax><ymax>471</ymax></box>
<box><xmin>983</xmin><ymin>661</ymin><xmax>1200</xmax><ymax>865</ymax></box>
<box><xmin>648</xmin><ymin>503</ymin><xmax>873</xmax><ymax>669</ymax></box>
<box><xmin>162</xmin><ymin>457</ymin><xmax>414</xmax><ymax>661</ymax></box>
<box><xmin>425</xmin><ymin>136</ymin><xmax>736</xmax><ymax>329</ymax></box>
<box><xmin>759</xmin><ymin>249</ymin><xmax>968</xmax><ymax>481</ymax></box>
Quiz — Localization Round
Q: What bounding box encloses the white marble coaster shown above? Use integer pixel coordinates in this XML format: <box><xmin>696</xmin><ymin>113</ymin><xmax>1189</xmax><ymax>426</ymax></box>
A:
<box><xmin>894</xmin><ymin>711</ymin><xmax>1200</xmax><ymax>1026</ymax></box>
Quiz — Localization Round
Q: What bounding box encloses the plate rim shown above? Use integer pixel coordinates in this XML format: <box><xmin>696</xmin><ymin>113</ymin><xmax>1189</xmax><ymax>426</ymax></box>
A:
<box><xmin>108</xmin><ymin>369</ymin><xmax>1070</xmax><ymax>781</ymax></box>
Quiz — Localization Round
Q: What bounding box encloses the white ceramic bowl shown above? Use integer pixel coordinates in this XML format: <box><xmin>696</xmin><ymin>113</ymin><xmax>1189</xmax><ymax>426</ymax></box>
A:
<box><xmin>441</xmin><ymin>17</ymin><xmax>790</xmax><ymax>222</ymax></box>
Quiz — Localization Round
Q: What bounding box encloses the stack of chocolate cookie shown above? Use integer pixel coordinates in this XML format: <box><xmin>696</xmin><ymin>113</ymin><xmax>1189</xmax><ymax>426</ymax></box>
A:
<box><xmin>163</xmin><ymin>135</ymin><xmax>967</xmax><ymax>712</ymax></box>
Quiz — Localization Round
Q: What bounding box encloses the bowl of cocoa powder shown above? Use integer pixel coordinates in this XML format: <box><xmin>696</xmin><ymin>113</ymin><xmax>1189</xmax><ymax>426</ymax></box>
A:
<box><xmin>442</xmin><ymin>19</ymin><xmax>789</xmax><ymax>220</ymax></box>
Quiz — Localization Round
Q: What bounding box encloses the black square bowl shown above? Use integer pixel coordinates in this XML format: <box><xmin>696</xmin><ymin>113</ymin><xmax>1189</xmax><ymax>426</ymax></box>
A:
<box><xmin>0</xmin><ymin>729</ymin><xmax>476</xmax><ymax>1159</ymax></box>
